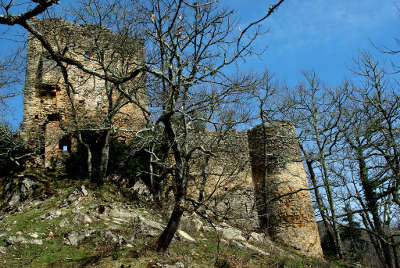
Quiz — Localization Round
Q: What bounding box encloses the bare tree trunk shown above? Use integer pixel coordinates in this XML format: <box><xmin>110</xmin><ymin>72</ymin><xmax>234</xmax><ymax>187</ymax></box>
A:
<box><xmin>391</xmin><ymin>237</ymin><xmax>399</xmax><ymax>268</ymax></box>
<box><xmin>149</xmin><ymin>145</ymin><xmax>162</xmax><ymax>205</ymax></box>
<box><xmin>319</xmin><ymin>154</ymin><xmax>344</xmax><ymax>258</ymax></box>
<box><xmin>312</xmin><ymin>124</ymin><xmax>343</xmax><ymax>258</ymax></box>
<box><xmin>156</xmin><ymin>197</ymin><xmax>184</xmax><ymax>252</ymax></box>
<box><xmin>198</xmin><ymin>154</ymin><xmax>210</xmax><ymax>203</ymax></box>
<box><xmin>75</xmin><ymin>132</ymin><xmax>93</xmax><ymax>180</ymax></box>
<box><xmin>156</xmin><ymin>113</ymin><xmax>187</xmax><ymax>252</ymax></box>
<box><xmin>99</xmin><ymin>129</ymin><xmax>111</xmax><ymax>184</ymax></box>
<box><xmin>304</xmin><ymin>157</ymin><xmax>335</xmax><ymax>254</ymax></box>
<box><xmin>81</xmin><ymin>138</ymin><xmax>93</xmax><ymax>180</ymax></box>
<box><xmin>357</xmin><ymin>150</ymin><xmax>394</xmax><ymax>268</ymax></box>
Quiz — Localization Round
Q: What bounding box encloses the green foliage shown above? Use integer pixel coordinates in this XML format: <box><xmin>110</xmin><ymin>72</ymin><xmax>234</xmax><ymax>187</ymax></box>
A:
<box><xmin>0</xmin><ymin>124</ymin><xmax>30</xmax><ymax>176</ymax></box>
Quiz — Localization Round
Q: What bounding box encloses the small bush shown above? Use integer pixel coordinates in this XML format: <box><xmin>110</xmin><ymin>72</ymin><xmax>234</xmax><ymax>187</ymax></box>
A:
<box><xmin>0</xmin><ymin>124</ymin><xmax>30</xmax><ymax>176</ymax></box>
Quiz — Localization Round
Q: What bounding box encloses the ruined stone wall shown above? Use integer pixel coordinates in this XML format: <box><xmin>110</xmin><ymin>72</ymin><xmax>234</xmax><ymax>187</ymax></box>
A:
<box><xmin>20</xmin><ymin>19</ymin><xmax>322</xmax><ymax>258</ymax></box>
<box><xmin>187</xmin><ymin>130</ymin><xmax>257</xmax><ymax>228</ymax></box>
<box><xmin>21</xmin><ymin>18</ymin><xmax>145</xmax><ymax>167</ymax></box>
<box><xmin>248</xmin><ymin>122</ymin><xmax>323</xmax><ymax>258</ymax></box>
<box><xmin>184</xmin><ymin>125</ymin><xmax>323</xmax><ymax>257</ymax></box>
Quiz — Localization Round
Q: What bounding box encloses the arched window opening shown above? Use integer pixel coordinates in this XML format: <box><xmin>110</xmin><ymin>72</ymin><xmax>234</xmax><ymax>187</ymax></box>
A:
<box><xmin>59</xmin><ymin>136</ymin><xmax>71</xmax><ymax>153</ymax></box>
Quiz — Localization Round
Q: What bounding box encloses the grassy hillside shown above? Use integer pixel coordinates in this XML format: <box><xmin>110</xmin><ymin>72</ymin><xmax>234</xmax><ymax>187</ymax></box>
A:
<box><xmin>0</xmin><ymin>172</ymin><xmax>355</xmax><ymax>268</ymax></box>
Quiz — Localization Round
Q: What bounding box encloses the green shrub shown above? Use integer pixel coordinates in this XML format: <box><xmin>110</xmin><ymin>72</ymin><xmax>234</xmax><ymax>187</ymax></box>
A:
<box><xmin>0</xmin><ymin>124</ymin><xmax>30</xmax><ymax>176</ymax></box>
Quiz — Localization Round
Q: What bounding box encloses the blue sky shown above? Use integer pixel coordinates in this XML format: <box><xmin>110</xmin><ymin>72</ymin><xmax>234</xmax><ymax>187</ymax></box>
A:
<box><xmin>228</xmin><ymin>0</ymin><xmax>400</xmax><ymax>84</ymax></box>
<box><xmin>1</xmin><ymin>0</ymin><xmax>400</xmax><ymax>128</ymax></box>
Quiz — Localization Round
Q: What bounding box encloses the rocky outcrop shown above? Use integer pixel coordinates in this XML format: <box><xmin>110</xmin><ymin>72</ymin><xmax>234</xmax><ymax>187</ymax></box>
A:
<box><xmin>0</xmin><ymin>173</ymin><xmax>55</xmax><ymax>212</ymax></box>
<box><xmin>64</xmin><ymin>230</ymin><xmax>94</xmax><ymax>246</ymax></box>
<box><xmin>0</xmin><ymin>178</ymin><xmax>330</xmax><ymax>267</ymax></box>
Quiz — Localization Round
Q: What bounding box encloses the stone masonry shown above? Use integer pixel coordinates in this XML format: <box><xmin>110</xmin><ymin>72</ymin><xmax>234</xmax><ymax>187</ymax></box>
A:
<box><xmin>20</xmin><ymin>18</ymin><xmax>145</xmax><ymax>168</ymax></box>
<box><xmin>248</xmin><ymin>122</ymin><xmax>323</xmax><ymax>258</ymax></box>
<box><xmin>20</xmin><ymin>19</ymin><xmax>322</xmax><ymax>258</ymax></box>
<box><xmin>186</xmin><ymin>124</ymin><xmax>323</xmax><ymax>258</ymax></box>
<box><xmin>186</xmin><ymin>130</ymin><xmax>256</xmax><ymax>229</ymax></box>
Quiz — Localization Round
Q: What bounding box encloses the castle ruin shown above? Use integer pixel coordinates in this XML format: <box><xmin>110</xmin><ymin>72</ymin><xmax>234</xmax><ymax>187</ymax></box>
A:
<box><xmin>248</xmin><ymin>123</ymin><xmax>323</xmax><ymax>257</ymax></box>
<box><xmin>21</xmin><ymin>18</ymin><xmax>145</xmax><ymax>168</ymax></box>
<box><xmin>21</xmin><ymin>19</ymin><xmax>322</xmax><ymax>258</ymax></box>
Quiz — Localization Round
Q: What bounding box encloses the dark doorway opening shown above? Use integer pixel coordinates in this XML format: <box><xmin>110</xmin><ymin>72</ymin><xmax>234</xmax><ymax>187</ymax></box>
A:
<box><xmin>48</xmin><ymin>113</ymin><xmax>60</xmax><ymax>121</ymax></box>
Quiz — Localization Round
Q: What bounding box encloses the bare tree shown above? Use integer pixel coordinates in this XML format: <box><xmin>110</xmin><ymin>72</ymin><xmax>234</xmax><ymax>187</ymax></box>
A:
<box><xmin>337</xmin><ymin>53</ymin><xmax>400</xmax><ymax>268</ymax></box>
<box><xmin>0</xmin><ymin>0</ymin><xmax>287</xmax><ymax>253</ymax></box>
<box><xmin>0</xmin><ymin>49</ymin><xmax>24</xmax><ymax>122</ymax></box>
<box><xmin>247</xmin><ymin>70</ymin><xmax>279</xmax><ymax>229</ymax></box>
<box><xmin>120</xmin><ymin>0</ymin><xmax>285</xmax><ymax>252</ymax></box>
<box><xmin>278</xmin><ymin>71</ymin><xmax>346</xmax><ymax>258</ymax></box>
<box><xmin>0</xmin><ymin>0</ymin><xmax>58</xmax><ymax>25</ymax></box>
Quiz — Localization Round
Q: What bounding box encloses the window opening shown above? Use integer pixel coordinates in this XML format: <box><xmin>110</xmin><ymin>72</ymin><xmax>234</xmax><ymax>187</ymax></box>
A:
<box><xmin>59</xmin><ymin>136</ymin><xmax>71</xmax><ymax>153</ymax></box>
<box><xmin>48</xmin><ymin>113</ymin><xmax>60</xmax><ymax>121</ymax></box>
<box><xmin>38</xmin><ymin>84</ymin><xmax>59</xmax><ymax>97</ymax></box>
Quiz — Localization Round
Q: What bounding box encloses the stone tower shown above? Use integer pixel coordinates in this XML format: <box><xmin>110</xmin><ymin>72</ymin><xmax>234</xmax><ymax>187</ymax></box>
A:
<box><xmin>248</xmin><ymin>122</ymin><xmax>323</xmax><ymax>258</ymax></box>
<box><xmin>21</xmin><ymin>18</ymin><xmax>145</xmax><ymax>168</ymax></box>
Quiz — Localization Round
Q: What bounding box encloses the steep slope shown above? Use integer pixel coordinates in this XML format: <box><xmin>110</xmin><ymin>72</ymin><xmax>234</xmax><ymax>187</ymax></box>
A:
<box><xmin>0</xmin><ymin>172</ymin><xmax>354</xmax><ymax>267</ymax></box>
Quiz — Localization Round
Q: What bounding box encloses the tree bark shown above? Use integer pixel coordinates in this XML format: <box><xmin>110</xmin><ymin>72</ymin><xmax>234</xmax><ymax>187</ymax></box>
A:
<box><xmin>156</xmin><ymin>198</ymin><xmax>184</xmax><ymax>252</ymax></box>
<box><xmin>156</xmin><ymin>112</ymin><xmax>187</xmax><ymax>252</ymax></box>
<box><xmin>198</xmin><ymin>154</ymin><xmax>210</xmax><ymax>203</ymax></box>
<box><xmin>76</xmin><ymin>132</ymin><xmax>92</xmax><ymax>180</ymax></box>
<box><xmin>85</xmin><ymin>143</ymin><xmax>93</xmax><ymax>180</ymax></box>
<box><xmin>319</xmin><ymin>153</ymin><xmax>344</xmax><ymax>258</ymax></box>
<box><xmin>391</xmin><ymin>237</ymin><xmax>399</xmax><ymax>268</ymax></box>
<box><xmin>304</xmin><ymin>157</ymin><xmax>336</xmax><ymax>254</ymax></box>
<box><xmin>357</xmin><ymin>149</ymin><xmax>394</xmax><ymax>268</ymax></box>
<box><xmin>99</xmin><ymin>130</ymin><xmax>111</xmax><ymax>184</ymax></box>
<box><xmin>313</xmin><ymin>123</ymin><xmax>343</xmax><ymax>258</ymax></box>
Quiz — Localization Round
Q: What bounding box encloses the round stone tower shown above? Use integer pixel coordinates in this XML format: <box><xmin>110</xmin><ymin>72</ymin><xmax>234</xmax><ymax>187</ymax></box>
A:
<box><xmin>247</xmin><ymin>122</ymin><xmax>323</xmax><ymax>258</ymax></box>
